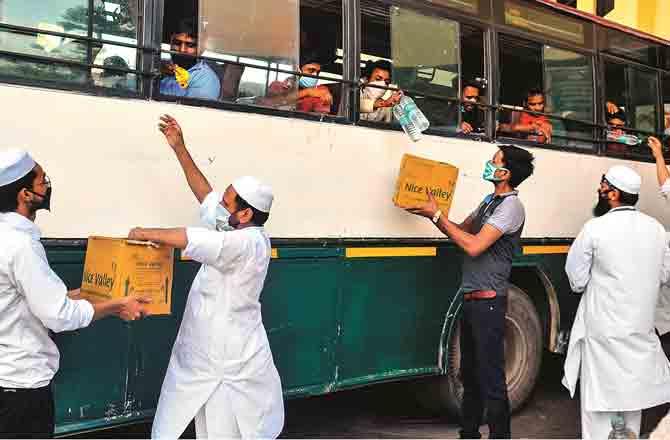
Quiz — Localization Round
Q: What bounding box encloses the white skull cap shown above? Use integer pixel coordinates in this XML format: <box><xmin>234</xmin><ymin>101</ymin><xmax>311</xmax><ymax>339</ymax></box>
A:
<box><xmin>0</xmin><ymin>149</ymin><xmax>36</xmax><ymax>187</ymax></box>
<box><xmin>232</xmin><ymin>176</ymin><xmax>274</xmax><ymax>213</ymax></box>
<box><xmin>605</xmin><ymin>165</ymin><xmax>641</xmax><ymax>195</ymax></box>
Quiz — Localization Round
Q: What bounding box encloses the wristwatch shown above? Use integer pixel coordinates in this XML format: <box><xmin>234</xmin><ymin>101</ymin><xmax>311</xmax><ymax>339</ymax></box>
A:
<box><xmin>432</xmin><ymin>210</ymin><xmax>442</xmax><ymax>224</ymax></box>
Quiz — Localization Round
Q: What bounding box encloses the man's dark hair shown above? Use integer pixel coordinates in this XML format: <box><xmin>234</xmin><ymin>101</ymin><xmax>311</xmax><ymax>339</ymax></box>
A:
<box><xmin>525</xmin><ymin>87</ymin><xmax>545</xmax><ymax>100</ymax></box>
<box><xmin>363</xmin><ymin>60</ymin><xmax>393</xmax><ymax>81</ymax></box>
<box><xmin>299</xmin><ymin>50</ymin><xmax>322</xmax><ymax>69</ymax></box>
<box><xmin>0</xmin><ymin>170</ymin><xmax>36</xmax><ymax>213</ymax></box>
<box><xmin>235</xmin><ymin>195</ymin><xmax>269</xmax><ymax>226</ymax></box>
<box><xmin>462</xmin><ymin>80</ymin><xmax>481</xmax><ymax>92</ymax></box>
<box><xmin>174</xmin><ymin>18</ymin><xmax>197</xmax><ymax>39</ymax></box>
<box><xmin>499</xmin><ymin>145</ymin><xmax>535</xmax><ymax>188</ymax></box>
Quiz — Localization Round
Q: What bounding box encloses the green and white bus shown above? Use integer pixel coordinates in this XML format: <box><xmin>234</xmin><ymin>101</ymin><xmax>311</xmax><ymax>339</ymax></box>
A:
<box><xmin>0</xmin><ymin>0</ymin><xmax>669</xmax><ymax>435</ymax></box>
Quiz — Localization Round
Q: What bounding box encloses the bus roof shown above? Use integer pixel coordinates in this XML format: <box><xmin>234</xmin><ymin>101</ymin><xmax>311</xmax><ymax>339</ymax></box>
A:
<box><xmin>536</xmin><ymin>0</ymin><xmax>670</xmax><ymax>46</ymax></box>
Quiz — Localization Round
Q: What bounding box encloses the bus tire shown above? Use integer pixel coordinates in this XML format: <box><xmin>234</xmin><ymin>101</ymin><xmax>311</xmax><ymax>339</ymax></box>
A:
<box><xmin>420</xmin><ymin>284</ymin><xmax>543</xmax><ymax>417</ymax></box>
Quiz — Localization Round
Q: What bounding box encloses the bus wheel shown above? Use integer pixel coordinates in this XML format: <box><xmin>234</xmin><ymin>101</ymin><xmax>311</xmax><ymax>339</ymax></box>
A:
<box><xmin>420</xmin><ymin>284</ymin><xmax>543</xmax><ymax>417</ymax></box>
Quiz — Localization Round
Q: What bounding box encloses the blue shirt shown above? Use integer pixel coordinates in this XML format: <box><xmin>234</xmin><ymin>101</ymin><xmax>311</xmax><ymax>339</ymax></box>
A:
<box><xmin>160</xmin><ymin>60</ymin><xmax>221</xmax><ymax>100</ymax></box>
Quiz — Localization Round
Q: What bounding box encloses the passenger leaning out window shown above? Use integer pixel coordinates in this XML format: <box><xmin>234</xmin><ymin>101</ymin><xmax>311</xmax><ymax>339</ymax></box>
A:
<box><xmin>498</xmin><ymin>88</ymin><xmax>553</xmax><ymax>144</ymax></box>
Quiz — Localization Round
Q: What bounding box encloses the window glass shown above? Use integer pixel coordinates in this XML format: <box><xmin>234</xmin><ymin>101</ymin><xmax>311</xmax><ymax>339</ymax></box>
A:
<box><xmin>0</xmin><ymin>1</ymin><xmax>139</xmax><ymax>92</ymax></box>
<box><xmin>600</xmin><ymin>27</ymin><xmax>659</xmax><ymax>68</ymax></box>
<box><xmin>604</xmin><ymin>61</ymin><xmax>659</xmax><ymax>157</ymax></box>
<box><xmin>497</xmin><ymin>35</ymin><xmax>595</xmax><ymax>149</ymax></box>
<box><xmin>543</xmin><ymin>45</ymin><xmax>594</xmax><ymax>149</ymax></box>
<box><xmin>360</xmin><ymin>1</ymin><xmax>468</xmax><ymax>131</ymax></box>
<box><xmin>664</xmin><ymin>74</ymin><xmax>670</xmax><ymax>140</ymax></box>
<box><xmin>0</xmin><ymin>0</ymin><xmax>88</xmax><ymax>36</ymax></box>
<box><xmin>497</xmin><ymin>0</ymin><xmax>590</xmax><ymax>47</ymax></box>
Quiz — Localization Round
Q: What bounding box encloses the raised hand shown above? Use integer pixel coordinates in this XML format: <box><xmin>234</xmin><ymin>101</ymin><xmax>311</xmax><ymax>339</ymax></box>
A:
<box><xmin>158</xmin><ymin>114</ymin><xmax>186</xmax><ymax>150</ymax></box>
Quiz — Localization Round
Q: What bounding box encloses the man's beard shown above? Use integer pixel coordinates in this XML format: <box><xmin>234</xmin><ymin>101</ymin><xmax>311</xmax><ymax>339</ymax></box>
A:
<box><xmin>593</xmin><ymin>197</ymin><xmax>611</xmax><ymax>217</ymax></box>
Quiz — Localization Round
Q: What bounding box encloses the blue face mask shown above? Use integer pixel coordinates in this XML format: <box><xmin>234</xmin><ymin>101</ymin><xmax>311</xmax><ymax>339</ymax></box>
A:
<box><xmin>299</xmin><ymin>76</ymin><xmax>319</xmax><ymax>88</ymax></box>
<box><xmin>482</xmin><ymin>160</ymin><xmax>509</xmax><ymax>182</ymax></box>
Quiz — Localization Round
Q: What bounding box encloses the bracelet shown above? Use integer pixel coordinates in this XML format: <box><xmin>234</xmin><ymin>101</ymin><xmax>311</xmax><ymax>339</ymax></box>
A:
<box><xmin>432</xmin><ymin>210</ymin><xmax>442</xmax><ymax>224</ymax></box>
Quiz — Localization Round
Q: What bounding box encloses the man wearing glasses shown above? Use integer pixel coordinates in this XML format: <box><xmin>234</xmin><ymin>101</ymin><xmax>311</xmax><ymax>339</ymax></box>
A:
<box><xmin>0</xmin><ymin>149</ymin><xmax>149</xmax><ymax>437</ymax></box>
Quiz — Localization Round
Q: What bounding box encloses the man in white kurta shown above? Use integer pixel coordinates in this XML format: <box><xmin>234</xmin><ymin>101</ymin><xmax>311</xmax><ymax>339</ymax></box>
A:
<box><xmin>131</xmin><ymin>115</ymin><xmax>284</xmax><ymax>438</ymax></box>
<box><xmin>0</xmin><ymin>149</ymin><xmax>147</xmax><ymax>437</ymax></box>
<box><xmin>563</xmin><ymin>165</ymin><xmax>670</xmax><ymax>439</ymax></box>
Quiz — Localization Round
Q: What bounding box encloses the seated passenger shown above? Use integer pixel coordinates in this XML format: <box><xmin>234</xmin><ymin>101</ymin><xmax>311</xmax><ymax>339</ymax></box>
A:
<box><xmin>498</xmin><ymin>88</ymin><xmax>552</xmax><ymax>144</ymax></box>
<box><xmin>359</xmin><ymin>60</ymin><xmax>402</xmax><ymax>123</ymax></box>
<box><xmin>159</xmin><ymin>20</ymin><xmax>221</xmax><ymax>101</ymax></box>
<box><xmin>605</xmin><ymin>107</ymin><xmax>629</xmax><ymax>154</ymax></box>
<box><xmin>446</xmin><ymin>80</ymin><xmax>485</xmax><ymax>134</ymax></box>
<box><xmin>263</xmin><ymin>53</ymin><xmax>333</xmax><ymax>114</ymax></box>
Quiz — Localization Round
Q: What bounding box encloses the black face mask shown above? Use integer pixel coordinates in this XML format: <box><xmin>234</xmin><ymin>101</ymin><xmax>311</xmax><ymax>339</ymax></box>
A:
<box><xmin>26</xmin><ymin>186</ymin><xmax>52</xmax><ymax>212</ymax></box>
<box><xmin>593</xmin><ymin>190</ymin><xmax>611</xmax><ymax>217</ymax></box>
<box><xmin>172</xmin><ymin>54</ymin><xmax>197</xmax><ymax>70</ymax></box>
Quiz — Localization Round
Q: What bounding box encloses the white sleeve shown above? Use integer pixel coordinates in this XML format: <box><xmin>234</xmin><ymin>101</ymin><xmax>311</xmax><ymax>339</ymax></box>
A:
<box><xmin>661</xmin><ymin>179</ymin><xmax>670</xmax><ymax>200</ymax></box>
<box><xmin>183</xmin><ymin>227</ymin><xmax>248</xmax><ymax>271</ymax></box>
<box><xmin>12</xmin><ymin>240</ymin><xmax>94</xmax><ymax>332</ymax></box>
<box><xmin>661</xmin><ymin>234</ymin><xmax>670</xmax><ymax>286</ymax></box>
<box><xmin>565</xmin><ymin>223</ymin><xmax>594</xmax><ymax>293</ymax></box>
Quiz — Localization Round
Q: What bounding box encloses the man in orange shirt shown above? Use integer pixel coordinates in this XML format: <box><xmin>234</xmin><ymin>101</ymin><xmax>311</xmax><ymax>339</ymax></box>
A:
<box><xmin>498</xmin><ymin>88</ymin><xmax>553</xmax><ymax>144</ymax></box>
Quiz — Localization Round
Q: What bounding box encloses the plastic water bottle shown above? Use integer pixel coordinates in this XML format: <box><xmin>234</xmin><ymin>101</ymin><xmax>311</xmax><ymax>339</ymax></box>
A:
<box><xmin>393</xmin><ymin>96</ymin><xmax>430</xmax><ymax>142</ymax></box>
<box><xmin>608</xmin><ymin>412</ymin><xmax>637</xmax><ymax>439</ymax></box>
<box><xmin>606</xmin><ymin>131</ymin><xmax>642</xmax><ymax>146</ymax></box>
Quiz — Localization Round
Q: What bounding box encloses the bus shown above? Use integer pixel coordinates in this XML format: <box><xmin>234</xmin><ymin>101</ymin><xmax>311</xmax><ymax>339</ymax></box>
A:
<box><xmin>0</xmin><ymin>0</ymin><xmax>669</xmax><ymax>435</ymax></box>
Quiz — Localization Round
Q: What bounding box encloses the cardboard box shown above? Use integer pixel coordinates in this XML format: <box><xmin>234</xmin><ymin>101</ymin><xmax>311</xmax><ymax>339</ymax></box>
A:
<box><xmin>80</xmin><ymin>237</ymin><xmax>173</xmax><ymax>315</ymax></box>
<box><xmin>393</xmin><ymin>154</ymin><xmax>459</xmax><ymax>216</ymax></box>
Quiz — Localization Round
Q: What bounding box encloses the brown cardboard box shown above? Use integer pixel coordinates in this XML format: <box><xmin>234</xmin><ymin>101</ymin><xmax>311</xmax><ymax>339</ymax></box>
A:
<box><xmin>80</xmin><ymin>237</ymin><xmax>173</xmax><ymax>315</ymax></box>
<box><xmin>393</xmin><ymin>153</ymin><xmax>459</xmax><ymax>216</ymax></box>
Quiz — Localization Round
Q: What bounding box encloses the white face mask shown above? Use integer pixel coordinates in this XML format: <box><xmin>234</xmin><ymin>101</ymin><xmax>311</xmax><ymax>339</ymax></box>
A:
<box><xmin>364</xmin><ymin>80</ymin><xmax>387</xmax><ymax>100</ymax></box>
<box><xmin>200</xmin><ymin>194</ymin><xmax>236</xmax><ymax>232</ymax></box>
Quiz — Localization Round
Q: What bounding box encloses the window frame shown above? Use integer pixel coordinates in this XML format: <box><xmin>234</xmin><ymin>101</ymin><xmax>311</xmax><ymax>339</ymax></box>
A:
<box><xmin>0</xmin><ymin>0</ymin><xmax>668</xmax><ymax>163</ymax></box>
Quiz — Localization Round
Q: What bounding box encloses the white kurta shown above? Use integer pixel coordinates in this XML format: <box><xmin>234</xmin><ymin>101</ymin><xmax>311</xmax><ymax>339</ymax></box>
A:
<box><xmin>0</xmin><ymin>212</ymin><xmax>94</xmax><ymax>388</ymax></box>
<box><xmin>563</xmin><ymin>206</ymin><xmax>670</xmax><ymax>412</ymax></box>
<box><xmin>151</xmin><ymin>192</ymin><xmax>284</xmax><ymax>439</ymax></box>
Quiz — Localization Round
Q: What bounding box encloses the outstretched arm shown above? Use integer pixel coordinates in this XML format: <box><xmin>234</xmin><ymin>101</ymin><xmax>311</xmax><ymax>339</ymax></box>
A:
<box><xmin>159</xmin><ymin>115</ymin><xmax>213</xmax><ymax>203</ymax></box>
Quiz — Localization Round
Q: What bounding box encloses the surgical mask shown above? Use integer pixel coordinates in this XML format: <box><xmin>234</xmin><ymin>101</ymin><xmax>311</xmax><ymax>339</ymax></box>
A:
<box><xmin>200</xmin><ymin>194</ymin><xmax>236</xmax><ymax>232</ymax></box>
<box><xmin>482</xmin><ymin>161</ymin><xmax>508</xmax><ymax>182</ymax></box>
<box><xmin>364</xmin><ymin>80</ymin><xmax>387</xmax><ymax>100</ymax></box>
<box><xmin>299</xmin><ymin>76</ymin><xmax>319</xmax><ymax>89</ymax></box>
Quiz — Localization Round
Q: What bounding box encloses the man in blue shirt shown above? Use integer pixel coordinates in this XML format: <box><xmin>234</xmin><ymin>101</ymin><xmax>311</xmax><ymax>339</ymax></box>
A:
<box><xmin>160</xmin><ymin>21</ymin><xmax>221</xmax><ymax>101</ymax></box>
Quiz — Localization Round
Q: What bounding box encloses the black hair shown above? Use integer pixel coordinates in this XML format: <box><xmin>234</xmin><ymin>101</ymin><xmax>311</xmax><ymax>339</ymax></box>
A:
<box><xmin>235</xmin><ymin>195</ymin><xmax>269</xmax><ymax>226</ymax></box>
<box><xmin>173</xmin><ymin>18</ymin><xmax>197</xmax><ymax>39</ymax></box>
<box><xmin>525</xmin><ymin>87</ymin><xmax>545</xmax><ymax>100</ymax></box>
<box><xmin>363</xmin><ymin>60</ymin><xmax>393</xmax><ymax>81</ymax></box>
<box><xmin>462</xmin><ymin>80</ymin><xmax>481</xmax><ymax>92</ymax></box>
<box><xmin>499</xmin><ymin>145</ymin><xmax>535</xmax><ymax>188</ymax></box>
<box><xmin>0</xmin><ymin>170</ymin><xmax>36</xmax><ymax>213</ymax></box>
<box><xmin>618</xmin><ymin>190</ymin><xmax>639</xmax><ymax>206</ymax></box>
<box><xmin>299</xmin><ymin>49</ymin><xmax>323</xmax><ymax>69</ymax></box>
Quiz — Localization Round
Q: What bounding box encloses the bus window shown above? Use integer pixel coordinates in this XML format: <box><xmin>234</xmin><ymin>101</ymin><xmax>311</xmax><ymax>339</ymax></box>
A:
<box><xmin>0</xmin><ymin>0</ymin><xmax>139</xmax><ymax>92</ymax></box>
<box><xmin>600</xmin><ymin>27</ymin><xmax>660</xmax><ymax>69</ymax></box>
<box><xmin>604</xmin><ymin>61</ymin><xmax>659</xmax><ymax>157</ymax></box>
<box><xmin>663</xmin><ymin>74</ymin><xmax>669</xmax><ymax>147</ymax></box>
<box><xmin>543</xmin><ymin>46</ymin><xmax>594</xmax><ymax>150</ymax></box>
<box><xmin>497</xmin><ymin>34</ymin><xmax>595</xmax><ymax>150</ymax></box>
<box><xmin>360</xmin><ymin>1</ymin><xmax>475</xmax><ymax>133</ymax></box>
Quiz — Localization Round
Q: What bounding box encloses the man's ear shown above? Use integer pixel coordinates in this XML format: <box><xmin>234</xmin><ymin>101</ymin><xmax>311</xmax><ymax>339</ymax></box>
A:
<box><xmin>239</xmin><ymin>207</ymin><xmax>254</xmax><ymax>224</ymax></box>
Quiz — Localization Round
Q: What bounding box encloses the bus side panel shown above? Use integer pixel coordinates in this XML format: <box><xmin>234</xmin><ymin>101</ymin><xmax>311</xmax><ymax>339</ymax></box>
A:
<box><xmin>335</xmin><ymin>251</ymin><xmax>462</xmax><ymax>386</ymax></box>
<box><xmin>48</xmin><ymin>248</ymin><xmax>133</xmax><ymax>433</ymax></box>
<box><xmin>261</xmin><ymin>257</ymin><xmax>341</xmax><ymax>395</ymax></box>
